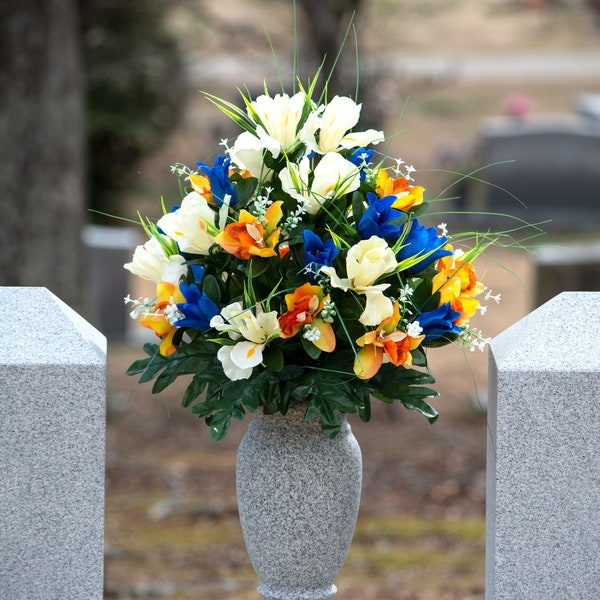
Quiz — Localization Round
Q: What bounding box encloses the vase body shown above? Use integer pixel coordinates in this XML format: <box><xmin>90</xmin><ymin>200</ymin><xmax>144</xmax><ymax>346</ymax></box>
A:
<box><xmin>236</xmin><ymin>403</ymin><xmax>362</xmax><ymax>600</ymax></box>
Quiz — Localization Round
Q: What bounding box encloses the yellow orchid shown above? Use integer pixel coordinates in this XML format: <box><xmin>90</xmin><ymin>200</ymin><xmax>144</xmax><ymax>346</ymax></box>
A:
<box><xmin>214</xmin><ymin>201</ymin><xmax>283</xmax><ymax>260</ymax></box>
<box><xmin>278</xmin><ymin>283</ymin><xmax>336</xmax><ymax>352</ymax></box>
<box><xmin>433</xmin><ymin>247</ymin><xmax>485</xmax><ymax>326</ymax></box>
<box><xmin>189</xmin><ymin>173</ymin><xmax>213</xmax><ymax>203</ymax></box>
<box><xmin>353</xmin><ymin>302</ymin><xmax>424</xmax><ymax>380</ymax></box>
<box><xmin>375</xmin><ymin>169</ymin><xmax>424</xmax><ymax>211</ymax></box>
<box><xmin>140</xmin><ymin>281</ymin><xmax>185</xmax><ymax>357</ymax></box>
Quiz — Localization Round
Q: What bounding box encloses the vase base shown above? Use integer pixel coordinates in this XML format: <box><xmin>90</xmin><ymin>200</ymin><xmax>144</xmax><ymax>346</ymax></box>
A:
<box><xmin>258</xmin><ymin>583</ymin><xmax>337</xmax><ymax>600</ymax></box>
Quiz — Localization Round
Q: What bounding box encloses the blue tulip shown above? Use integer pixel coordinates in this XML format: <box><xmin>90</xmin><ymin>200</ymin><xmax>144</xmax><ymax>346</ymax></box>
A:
<box><xmin>176</xmin><ymin>265</ymin><xmax>219</xmax><ymax>331</ymax></box>
<box><xmin>396</xmin><ymin>219</ymin><xmax>452</xmax><ymax>273</ymax></box>
<box><xmin>302</xmin><ymin>230</ymin><xmax>340</xmax><ymax>280</ymax></box>
<box><xmin>196</xmin><ymin>155</ymin><xmax>238</xmax><ymax>207</ymax></box>
<box><xmin>358</xmin><ymin>192</ymin><xmax>405</xmax><ymax>241</ymax></box>
<box><xmin>416</xmin><ymin>303</ymin><xmax>462</xmax><ymax>342</ymax></box>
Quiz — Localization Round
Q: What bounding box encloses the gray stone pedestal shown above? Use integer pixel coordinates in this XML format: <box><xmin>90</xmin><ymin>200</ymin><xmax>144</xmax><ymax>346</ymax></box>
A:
<box><xmin>0</xmin><ymin>287</ymin><xmax>106</xmax><ymax>600</ymax></box>
<box><xmin>486</xmin><ymin>291</ymin><xmax>600</xmax><ymax>599</ymax></box>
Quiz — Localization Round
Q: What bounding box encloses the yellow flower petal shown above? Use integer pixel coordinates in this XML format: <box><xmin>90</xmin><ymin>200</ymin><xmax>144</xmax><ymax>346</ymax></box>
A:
<box><xmin>353</xmin><ymin>344</ymin><xmax>384</xmax><ymax>380</ymax></box>
<box><xmin>311</xmin><ymin>319</ymin><xmax>336</xmax><ymax>353</ymax></box>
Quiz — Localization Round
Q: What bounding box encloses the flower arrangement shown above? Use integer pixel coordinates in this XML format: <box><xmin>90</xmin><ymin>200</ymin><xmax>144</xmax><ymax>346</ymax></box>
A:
<box><xmin>124</xmin><ymin>74</ymin><xmax>505</xmax><ymax>440</ymax></box>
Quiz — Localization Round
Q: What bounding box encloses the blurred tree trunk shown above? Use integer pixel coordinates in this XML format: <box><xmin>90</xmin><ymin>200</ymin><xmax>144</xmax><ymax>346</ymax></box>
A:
<box><xmin>297</xmin><ymin>0</ymin><xmax>364</xmax><ymax>97</ymax></box>
<box><xmin>0</xmin><ymin>0</ymin><xmax>86</xmax><ymax>311</ymax></box>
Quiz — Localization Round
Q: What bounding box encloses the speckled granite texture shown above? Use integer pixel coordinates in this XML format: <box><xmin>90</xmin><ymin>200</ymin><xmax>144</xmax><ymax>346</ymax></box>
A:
<box><xmin>0</xmin><ymin>287</ymin><xmax>106</xmax><ymax>600</ymax></box>
<box><xmin>236</xmin><ymin>403</ymin><xmax>362</xmax><ymax>600</ymax></box>
<box><xmin>486</xmin><ymin>292</ymin><xmax>600</xmax><ymax>600</ymax></box>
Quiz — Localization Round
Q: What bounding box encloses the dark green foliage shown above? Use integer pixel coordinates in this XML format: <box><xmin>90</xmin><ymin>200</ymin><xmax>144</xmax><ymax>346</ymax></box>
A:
<box><xmin>80</xmin><ymin>0</ymin><xmax>184</xmax><ymax>221</ymax></box>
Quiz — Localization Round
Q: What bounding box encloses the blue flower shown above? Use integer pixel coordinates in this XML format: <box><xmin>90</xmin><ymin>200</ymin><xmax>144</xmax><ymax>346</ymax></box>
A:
<box><xmin>396</xmin><ymin>219</ymin><xmax>452</xmax><ymax>273</ymax></box>
<box><xmin>349</xmin><ymin>148</ymin><xmax>374</xmax><ymax>181</ymax></box>
<box><xmin>302</xmin><ymin>230</ymin><xmax>340</xmax><ymax>280</ymax></box>
<box><xmin>196</xmin><ymin>155</ymin><xmax>238</xmax><ymax>207</ymax></box>
<box><xmin>358</xmin><ymin>192</ymin><xmax>406</xmax><ymax>241</ymax></box>
<box><xmin>176</xmin><ymin>265</ymin><xmax>220</xmax><ymax>330</ymax></box>
<box><xmin>415</xmin><ymin>303</ymin><xmax>462</xmax><ymax>343</ymax></box>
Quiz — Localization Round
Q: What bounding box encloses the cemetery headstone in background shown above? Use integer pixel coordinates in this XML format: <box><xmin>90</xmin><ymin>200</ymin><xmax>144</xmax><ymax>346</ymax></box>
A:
<box><xmin>467</xmin><ymin>115</ymin><xmax>600</xmax><ymax>228</ymax></box>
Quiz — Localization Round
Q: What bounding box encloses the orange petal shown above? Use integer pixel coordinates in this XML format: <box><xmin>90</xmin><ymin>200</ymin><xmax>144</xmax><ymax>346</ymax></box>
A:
<box><xmin>264</xmin><ymin>200</ymin><xmax>283</xmax><ymax>233</ymax></box>
<box><xmin>159</xmin><ymin>328</ymin><xmax>178</xmax><ymax>357</ymax></box>
<box><xmin>312</xmin><ymin>319</ymin><xmax>336</xmax><ymax>353</ymax></box>
<box><xmin>382</xmin><ymin>336</ymin><xmax>410</xmax><ymax>366</ymax></box>
<box><xmin>354</xmin><ymin>344</ymin><xmax>384</xmax><ymax>379</ymax></box>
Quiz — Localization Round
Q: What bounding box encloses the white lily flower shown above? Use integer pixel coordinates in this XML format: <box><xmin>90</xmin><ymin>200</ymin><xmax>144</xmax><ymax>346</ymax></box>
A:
<box><xmin>124</xmin><ymin>236</ymin><xmax>186</xmax><ymax>284</ymax></box>
<box><xmin>210</xmin><ymin>301</ymin><xmax>250</xmax><ymax>340</ymax></box>
<box><xmin>355</xmin><ymin>285</ymin><xmax>394</xmax><ymax>326</ymax></box>
<box><xmin>300</xmin><ymin>96</ymin><xmax>384</xmax><ymax>154</ymax></box>
<box><xmin>237</xmin><ymin>310</ymin><xmax>281</xmax><ymax>344</ymax></box>
<box><xmin>230</xmin><ymin>341</ymin><xmax>265</xmax><ymax>369</ymax></box>
<box><xmin>346</xmin><ymin>236</ymin><xmax>398</xmax><ymax>287</ymax></box>
<box><xmin>217</xmin><ymin>345</ymin><xmax>253</xmax><ymax>380</ymax></box>
<box><xmin>319</xmin><ymin>236</ymin><xmax>397</xmax><ymax>326</ymax></box>
<box><xmin>229</xmin><ymin>131</ymin><xmax>271</xmax><ymax>180</ymax></box>
<box><xmin>215</xmin><ymin>307</ymin><xmax>281</xmax><ymax>381</ymax></box>
<box><xmin>279</xmin><ymin>152</ymin><xmax>361</xmax><ymax>215</ymax></box>
<box><xmin>157</xmin><ymin>192</ymin><xmax>218</xmax><ymax>255</ymax></box>
<box><xmin>249</xmin><ymin>91</ymin><xmax>306</xmax><ymax>158</ymax></box>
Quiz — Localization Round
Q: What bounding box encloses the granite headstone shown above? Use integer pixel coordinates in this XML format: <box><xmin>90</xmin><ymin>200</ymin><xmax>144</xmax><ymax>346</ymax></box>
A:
<box><xmin>0</xmin><ymin>287</ymin><xmax>106</xmax><ymax>600</ymax></box>
<box><xmin>486</xmin><ymin>292</ymin><xmax>600</xmax><ymax>599</ymax></box>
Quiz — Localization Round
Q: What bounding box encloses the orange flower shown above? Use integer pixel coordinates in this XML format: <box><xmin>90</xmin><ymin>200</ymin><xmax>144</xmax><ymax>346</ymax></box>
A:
<box><xmin>189</xmin><ymin>169</ymin><xmax>250</xmax><ymax>205</ymax></box>
<box><xmin>215</xmin><ymin>201</ymin><xmax>283</xmax><ymax>260</ymax></box>
<box><xmin>189</xmin><ymin>174</ymin><xmax>213</xmax><ymax>203</ymax></box>
<box><xmin>433</xmin><ymin>246</ymin><xmax>485</xmax><ymax>326</ymax></box>
<box><xmin>375</xmin><ymin>169</ymin><xmax>425</xmax><ymax>211</ymax></box>
<box><xmin>353</xmin><ymin>302</ymin><xmax>424</xmax><ymax>379</ymax></box>
<box><xmin>140</xmin><ymin>281</ymin><xmax>185</xmax><ymax>356</ymax></box>
<box><xmin>278</xmin><ymin>283</ymin><xmax>335</xmax><ymax>352</ymax></box>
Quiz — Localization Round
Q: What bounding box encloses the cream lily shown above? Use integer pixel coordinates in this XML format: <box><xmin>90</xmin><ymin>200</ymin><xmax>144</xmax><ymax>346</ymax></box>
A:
<box><xmin>214</xmin><ymin>305</ymin><xmax>281</xmax><ymax>381</ymax></box>
<box><xmin>229</xmin><ymin>131</ymin><xmax>273</xmax><ymax>180</ymax></box>
<box><xmin>279</xmin><ymin>152</ymin><xmax>361</xmax><ymax>215</ymax></box>
<box><xmin>124</xmin><ymin>236</ymin><xmax>187</xmax><ymax>284</ymax></box>
<box><xmin>249</xmin><ymin>91</ymin><xmax>306</xmax><ymax>159</ymax></box>
<box><xmin>300</xmin><ymin>96</ymin><xmax>384</xmax><ymax>154</ymax></box>
<box><xmin>157</xmin><ymin>192</ymin><xmax>219</xmax><ymax>255</ymax></box>
<box><xmin>320</xmin><ymin>236</ymin><xmax>397</xmax><ymax>326</ymax></box>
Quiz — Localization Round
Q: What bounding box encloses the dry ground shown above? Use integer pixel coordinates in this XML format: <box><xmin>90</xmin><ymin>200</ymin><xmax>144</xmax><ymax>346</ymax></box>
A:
<box><xmin>104</xmin><ymin>1</ymin><xmax>599</xmax><ymax>598</ymax></box>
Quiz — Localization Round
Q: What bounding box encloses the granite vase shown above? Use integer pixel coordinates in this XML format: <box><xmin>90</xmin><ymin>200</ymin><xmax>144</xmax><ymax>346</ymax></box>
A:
<box><xmin>236</xmin><ymin>402</ymin><xmax>363</xmax><ymax>600</ymax></box>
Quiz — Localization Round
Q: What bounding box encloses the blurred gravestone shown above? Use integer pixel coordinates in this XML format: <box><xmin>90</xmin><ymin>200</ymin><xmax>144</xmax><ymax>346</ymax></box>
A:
<box><xmin>577</xmin><ymin>93</ymin><xmax>600</xmax><ymax>120</ymax></box>
<box><xmin>82</xmin><ymin>224</ymin><xmax>139</xmax><ymax>341</ymax></box>
<box><xmin>533</xmin><ymin>242</ymin><xmax>600</xmax><ymax>307</ymax></box>
<box><xmin>0</xmin><ymin>287</ymin><xmax>106</xmax><ymax>600</ymax></box>
<box><xmin>468</xmin><ymin>115</ymin><xmax>600</xmax><ymax>228</ymax></box>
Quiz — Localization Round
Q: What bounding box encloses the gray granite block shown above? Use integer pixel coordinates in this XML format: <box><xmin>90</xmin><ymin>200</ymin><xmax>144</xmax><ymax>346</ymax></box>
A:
<box><xmin>0</xmin><ymin>287</ymin><xmax>106</xmax><ymax>600</ymax></box>
<box><xmin>487</xmin><ymin>291</ymin><xmax>600</xmax><ymax>599</ymax></box>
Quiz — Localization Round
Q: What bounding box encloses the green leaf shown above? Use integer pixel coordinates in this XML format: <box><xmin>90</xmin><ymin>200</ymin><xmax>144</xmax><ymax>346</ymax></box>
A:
<box><xmin>371</xmin><ymin>391</ymin><xmax>394</xmax><ymax>404</ymax></box>
<box><xmin>301</xmin><ymin>335</ymin><xmax>321</xmax><ymax>360</ymax></box>
<box><xmin>263</xmin><ymin>347</ymin><xmax>284</xmax><ymax>372</ymax></box>
<box><xmin>152</xmin><ymin>372</ymin><xmax>178</xmax><ymax>394</ymax></box>
<box><xmin>358</xmin><ymin>393</ymin><xmax>372</xmax><ymax>423</ymax></box>
<box><xmin>182</xmin><ymin>376</ymin><xmax>207</xmax><ymax>408</ymax></box>
<box><xmin>304</xmin><ymin>399</ymin><xmax>321</xmax><ymax>422</ymax></box>
<box><xmin>351</xmin><ymin>191</ymin><xmax>366</xmax><ymax>225</ymax></box>
<box><xmin>398</xmin><ymin>395</ymin><xmax>439</xmax><ymax>424</ymax></box>
<box><xmin>202</xmin><ymin>274</ymin><xmax>222</xmax><ymax>304</ymax></box>
<box><xmin>233</xmin><ymin>175</ymin><xmax>258</xmax><ymax>204</ymax></box>
<box><xmin>206</xmin><ymin>410</ymin><xmax>233</xmax><ymax>442</ymax></box>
